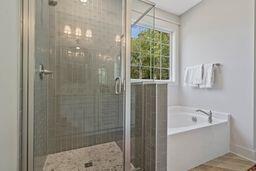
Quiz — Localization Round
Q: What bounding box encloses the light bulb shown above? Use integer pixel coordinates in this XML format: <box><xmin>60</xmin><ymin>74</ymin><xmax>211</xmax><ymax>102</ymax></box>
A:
<box><xmin>86</xmin><ymin>29</ymin><xmax>92</xmax><ymax>38</ymax></box>
<box><xmin>76</xmin><ymin>46</ymin><xmax>80</xmax><ymax>50</ymax></box>
<box><xmin>80</xmin><ymin>0</ymin><xmax>88</xmax><ymax>5</ymax></box>
<box><xmin>115</xmin><ymin>35</ymin><xmax>121</xmax><ymax>43</ymax></box>
<box><xmin>67</xmin><ymin>50</ymin><xmax>72</xmax><ymax>56</ymax></box>
<box><xmin>75</xmin><ymin>27</ymin><xmax>82</xmax><ymax>37</ymax></box>
<box><xmin>64</xmin><ymin>25</ymin><xmax>71</xmax><ymax>35</ymax></box>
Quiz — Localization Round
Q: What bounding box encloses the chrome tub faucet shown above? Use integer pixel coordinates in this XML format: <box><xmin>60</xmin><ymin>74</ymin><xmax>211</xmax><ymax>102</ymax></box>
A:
<box><xmin>196</xmin><ymin>109</ymin><xmax>213</xmax><ymax>123</ymax></box>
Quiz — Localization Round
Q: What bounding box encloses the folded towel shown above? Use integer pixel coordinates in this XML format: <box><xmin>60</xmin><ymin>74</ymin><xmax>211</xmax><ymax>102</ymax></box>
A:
<box><xmin>199</xmin><ymin>64</ymin><xmax>215</xmax><ymax>88</ymax></box>
<box><xmin>184</xmin><ymin>65</ymin><xmax>203</xmax><ymax>87</ymax></box>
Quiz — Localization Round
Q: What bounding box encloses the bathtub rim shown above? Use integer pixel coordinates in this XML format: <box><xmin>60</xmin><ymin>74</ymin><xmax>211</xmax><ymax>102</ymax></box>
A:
<box><xmin>168</xmin><ymin>106</ymin><xmax>230</xmax><ymax>136</ymax></box>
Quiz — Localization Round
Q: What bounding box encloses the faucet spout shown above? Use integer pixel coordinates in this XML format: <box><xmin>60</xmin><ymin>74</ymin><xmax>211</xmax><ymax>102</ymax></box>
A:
<box><xmin>196</xmin><ymin>109</ymin><xmax>213</xmax><ymax>123</ymax></box>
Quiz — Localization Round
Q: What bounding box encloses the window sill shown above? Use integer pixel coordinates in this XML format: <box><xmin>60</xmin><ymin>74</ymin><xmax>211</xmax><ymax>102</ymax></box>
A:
<box><xmin>130</xmin><ymin>79</ymin><xmax>177</xmax><ymax>85</ymax></box>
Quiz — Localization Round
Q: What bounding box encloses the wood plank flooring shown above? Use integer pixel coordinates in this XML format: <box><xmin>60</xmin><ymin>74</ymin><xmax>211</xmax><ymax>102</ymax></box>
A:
<box><xmin>190</xmin><ymin>153</ymin><xmax>255</xmax><ymax>171</ymax></box>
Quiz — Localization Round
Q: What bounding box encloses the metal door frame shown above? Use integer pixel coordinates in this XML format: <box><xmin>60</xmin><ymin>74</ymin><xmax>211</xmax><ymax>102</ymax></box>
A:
<box><xmin>21</xmin><ymin>0</ymin><xmax>35</xmax><ymax>170</ymax></box>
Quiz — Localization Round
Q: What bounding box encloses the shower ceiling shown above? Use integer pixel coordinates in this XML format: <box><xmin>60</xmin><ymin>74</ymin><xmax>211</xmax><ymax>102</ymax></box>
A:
<box><xmin>150</xmin><ymin>0</ymin><xmax>202</xmax><ymax>15</ymax></box>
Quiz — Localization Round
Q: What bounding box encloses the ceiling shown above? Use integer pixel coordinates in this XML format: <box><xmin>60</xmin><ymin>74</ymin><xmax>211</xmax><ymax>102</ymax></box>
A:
<box><xmin>150</xmin><ymin>0</ymin><xmax>203</xmax><ymax>16</ymax></box>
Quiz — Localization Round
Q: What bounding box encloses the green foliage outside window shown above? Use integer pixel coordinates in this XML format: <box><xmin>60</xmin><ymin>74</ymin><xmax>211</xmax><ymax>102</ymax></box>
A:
<box><xmin>131</xmin><ymin>25</ymin><xmax>171</xmax><ymax>80</ymax></box>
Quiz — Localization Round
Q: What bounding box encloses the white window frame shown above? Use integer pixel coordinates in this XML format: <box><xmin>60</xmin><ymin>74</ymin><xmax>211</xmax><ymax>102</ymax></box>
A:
<box><xmin>131</xmin><ymin>23</ymin><xmax>179</xmax><ymax>85</ymax></box>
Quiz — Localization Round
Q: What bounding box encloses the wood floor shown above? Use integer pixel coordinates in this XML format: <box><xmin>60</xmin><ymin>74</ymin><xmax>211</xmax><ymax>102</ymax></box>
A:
<box><xmin>189</xmin><ymin>153</ymin><xmax>255</xmax><ymax>171</ymax></box>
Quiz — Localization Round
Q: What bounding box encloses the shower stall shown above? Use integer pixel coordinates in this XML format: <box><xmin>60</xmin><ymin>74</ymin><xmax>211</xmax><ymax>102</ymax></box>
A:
<box><xmin>22</xmin><ymin>0</ymin><xmax>162</xmax><ymax>171</ymax></box>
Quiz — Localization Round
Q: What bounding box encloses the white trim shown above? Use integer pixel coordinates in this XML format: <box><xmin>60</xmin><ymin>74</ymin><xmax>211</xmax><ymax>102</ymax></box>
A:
<box><xmin>231</xmin><ymin>151</ymin><xmax>256</xmax><ymax>163</ymax></box>
<box><xmin>230</xmin><ymin>144</ymin><xmax>256</xmax><ymax>162</ymax></box>
<box><xmin>171</xmin><ymin>27</ymin><xmax>179</xmax><ymax>86</ymax></box>
<box><xmin>155</xmin><ymin>28</ymin><xmax>174</xmax><ymax>83</ymax></box>
<box><xmin>131</xmin><ymin>24</ymin><xmax>179</xmax><ymax>84</ymax></box>
<box><xmin>130</xmin><ymin>79</ymin><xmax>175</xmax><ymax>84</ymax></box>
<box><xmin>131</xmin><ymin>79</ymin><xmax>173</xmax><ymax>84</ymax></box>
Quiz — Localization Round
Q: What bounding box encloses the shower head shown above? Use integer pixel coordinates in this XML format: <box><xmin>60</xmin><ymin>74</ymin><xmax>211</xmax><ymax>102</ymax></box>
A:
<box><xmin>49</xmin><ymin>0</ymin><xmax>58</xmax><ymax>6</ymax></box>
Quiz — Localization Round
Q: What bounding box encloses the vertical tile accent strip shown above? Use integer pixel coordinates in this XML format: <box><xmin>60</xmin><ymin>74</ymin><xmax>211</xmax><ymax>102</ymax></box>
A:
<box><xmin>131</xmin><ymin>84</ymin><xmax>167</xmax><ymax>171</ymax></box>
<box><xmin>156</xmin><ymin>84</ymin><xmax>167</xmax><ymax>171</ymax></box>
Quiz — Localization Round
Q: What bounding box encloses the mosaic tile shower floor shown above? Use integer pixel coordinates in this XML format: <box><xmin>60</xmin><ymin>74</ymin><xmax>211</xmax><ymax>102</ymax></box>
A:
<box><xmin>43</xmin><ymin>142</ymin><xmax>127</xmax><ymax>171</ymax></box>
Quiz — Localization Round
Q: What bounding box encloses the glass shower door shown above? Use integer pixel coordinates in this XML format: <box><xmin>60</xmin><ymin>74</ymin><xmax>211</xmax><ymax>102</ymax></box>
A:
<box><xmin>31</xmin><ymin>0</ymin><xmax>126</xmax><ymax>170</ymax></box>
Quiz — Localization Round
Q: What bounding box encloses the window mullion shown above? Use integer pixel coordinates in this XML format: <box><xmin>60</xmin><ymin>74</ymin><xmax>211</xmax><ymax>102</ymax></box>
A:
<box><xmin>131</xmin><ymin>24</ymin><xmax>173</xmax><ymax>82</ymax></box>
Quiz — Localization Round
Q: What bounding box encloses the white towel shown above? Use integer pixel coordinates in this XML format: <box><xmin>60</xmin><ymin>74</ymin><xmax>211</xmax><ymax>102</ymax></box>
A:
<box><xmin>199</xmin><ymin>64</ymin><xmax>215</xmax><ymax>88</ymax></box>
<box><xmin>184</xmin><ymin>65</ymin><xmax>203</xmax><ymax>87</ymax></box>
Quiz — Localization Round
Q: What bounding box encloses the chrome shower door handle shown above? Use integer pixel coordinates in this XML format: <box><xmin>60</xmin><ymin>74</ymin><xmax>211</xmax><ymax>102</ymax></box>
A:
<box><xmin>115</xmin><ymin>77</ymin><xmax>122</xmax><ymax>95</ymax></box>
<box><xmin>39</xmin><ymin>64</ymin><xmax>53</xmax><ymax>80</ymax></box>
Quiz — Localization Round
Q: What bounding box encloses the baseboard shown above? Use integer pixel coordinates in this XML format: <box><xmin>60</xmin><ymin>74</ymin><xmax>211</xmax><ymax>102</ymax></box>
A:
<box><xmin>230</xmin><ymin>144</ymin><xmax>256</xmax><ymax>163</ymax></box>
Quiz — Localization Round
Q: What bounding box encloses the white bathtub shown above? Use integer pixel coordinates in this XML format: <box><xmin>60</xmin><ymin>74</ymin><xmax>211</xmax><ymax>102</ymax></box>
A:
<box><xmin>167</xmin><ymin>106</ymin><xmax>230</xmax><ymax>171</ymax></box>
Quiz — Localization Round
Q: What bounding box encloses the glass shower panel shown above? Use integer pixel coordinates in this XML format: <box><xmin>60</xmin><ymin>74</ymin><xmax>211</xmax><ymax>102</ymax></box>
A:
<box><xmin>131</xmin><ymin>0</ymin><xmax>155</xmax><ymax>80</ymax></box>
<box><xmin>33</xmin><ymin>0</ymin><xmax>125</xmax><ymax>170</ymax></box>
<box><xmin>130</xmin><ymin>0</ymin><xmax>155</xmax><ymax>170</ymax></box>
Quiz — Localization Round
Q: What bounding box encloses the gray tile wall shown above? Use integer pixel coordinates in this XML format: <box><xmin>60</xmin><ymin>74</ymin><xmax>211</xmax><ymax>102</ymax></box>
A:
<box><xmin>144</xmin><ymin>84</ymin><xmax>157</xmax><ymax>171</ymax></box>
<box><xmin>156</xmin><ymin>84</ymin><xmax>168</xmax><ymax>171</ymax></box>
<box><xmin>131</xmin><ymin>84</ymin><xmax>167</xmax><ymax>171</ymax></box>
<box><xmin>34</xmin><ymin>0</ymin><xmax>124</xmax><ymax>169</ymax></box>
<box><xmin>46</xmin><ymin>0</ymin><xmax>124</xmax><ymax>154</ymax></box>
<box><xmin>34</xmin><ymin>0</ymin><xmax>51</xmax><ymax>170</ymax></box>
<box><xmin>131</xmin><ymin>85</ymin><xmax>144</xmax><ymax>168</ymax></box>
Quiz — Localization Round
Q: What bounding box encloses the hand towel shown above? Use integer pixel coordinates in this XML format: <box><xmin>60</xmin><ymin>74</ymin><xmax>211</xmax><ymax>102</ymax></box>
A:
<box><xmin>184</xmin><ymin>64</ymin><xmax>203</xmax><ymax>87</ymax></box>
<box><xmin>199</xmin><ymin>64</ymin><xmax>214</xmax><ymax>88</ymax></box>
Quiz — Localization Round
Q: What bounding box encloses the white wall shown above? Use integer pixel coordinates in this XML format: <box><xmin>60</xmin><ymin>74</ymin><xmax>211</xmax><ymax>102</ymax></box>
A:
<box><xmin>177</xmin><ymin>0</ymin><xmax>255</xmax><ymax>160</ymax></box>
<box><xmin>0</xmin><ymin>0</ymin><xmax>20</xmax><ymax>170</ymax></box>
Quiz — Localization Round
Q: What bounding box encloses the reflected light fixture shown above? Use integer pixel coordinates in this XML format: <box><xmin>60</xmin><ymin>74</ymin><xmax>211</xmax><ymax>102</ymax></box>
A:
<box><xmin>80</xmin><ymin>0</ymin><xmax>88</xmax><ymax>5</ymax></box>
<box><xmin>86</xmin><ymin>29</ymin><xmax>92</xmax><ymax>38</ymax></box>
<box><xmin>75</xmin><ymin>27</ymin><xmax>82</xmax><ymax>37</ymax></box>
<box><xmin>67</xmin><ymin>50</ymin><xmax>72</xmax><ymax>56</ymax></box>
<box><xmin>115</xmin><ymin>35</ymin><xmax>121</xmax><ymax>43</ymax></box>
<box><xmin>64</xmin><ymin>25</ymin><xmax>71</xmax><ymax>35</ymax></box>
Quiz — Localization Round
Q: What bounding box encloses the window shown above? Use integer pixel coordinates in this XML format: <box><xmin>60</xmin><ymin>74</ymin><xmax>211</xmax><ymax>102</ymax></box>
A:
<box><xmin>131</xmin><ymin>25</ymin><xmax>173</xmax><ymax>82</ymax></box>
